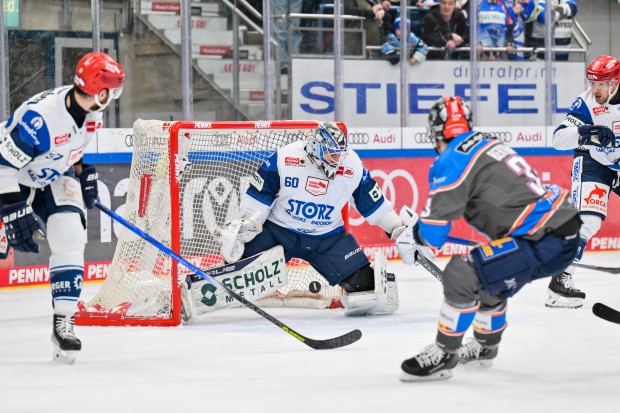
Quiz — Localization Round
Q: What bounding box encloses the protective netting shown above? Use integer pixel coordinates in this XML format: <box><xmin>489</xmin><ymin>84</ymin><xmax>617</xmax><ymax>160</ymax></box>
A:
<box><xmin>80</xmin><ymin>120</ymin><xmax>343</xmax><ymax>324</ymax></box>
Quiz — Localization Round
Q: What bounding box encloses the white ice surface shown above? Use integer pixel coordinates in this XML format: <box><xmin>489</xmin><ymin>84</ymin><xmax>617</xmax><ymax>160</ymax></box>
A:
<box><xmin>2</xmin><ymin>252</ymin><xmax>620</xmax><ymax>413</ymax></box>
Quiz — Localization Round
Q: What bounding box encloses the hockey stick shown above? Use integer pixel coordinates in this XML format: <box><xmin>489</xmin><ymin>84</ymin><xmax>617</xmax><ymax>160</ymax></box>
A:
<box><xmin>592</xmin><ymin>302</ymin><xmax>620</xmax><ymax>324</ymax></box>
<box><xmin>95</xmin><ymin>201</ymin><xmax>361</xmax><ymax>350</ymax></box>
<box><xmin>573</xmin><ymin>263</ymin><xmax>620</xmax><ymax>274</ymax></box>
<box><xmin>414</xmin><ymin>249</ymin><xmax>443</xmax><ymax>283</ymax></box>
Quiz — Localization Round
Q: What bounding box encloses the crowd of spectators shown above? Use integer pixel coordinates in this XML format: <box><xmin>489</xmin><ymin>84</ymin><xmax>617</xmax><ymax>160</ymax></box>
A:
<box><xmin>242</xmin><ymin>0</ymin><xmax>580</xmax><ymax>69</ymax></box>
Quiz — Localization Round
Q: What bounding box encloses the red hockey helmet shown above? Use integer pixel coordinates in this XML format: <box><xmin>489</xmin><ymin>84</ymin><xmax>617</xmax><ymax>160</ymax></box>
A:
<box><xmin>428</xmin><ymin>96</ymin><xmax>472</xmax><ymax>142</ymax></box>
<box><xmin>74</xmin><ymin>52</ymin><xmax>125</xmax><ymax>98</ymax></box>
<box><xmin>586</xmin><ymin>55</ymin><xmax>620</xmax><ymax>82</ymax></box>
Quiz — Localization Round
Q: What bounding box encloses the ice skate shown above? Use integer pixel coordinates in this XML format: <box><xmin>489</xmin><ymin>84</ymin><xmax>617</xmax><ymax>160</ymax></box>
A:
<box><xmin>400</xmin><ymin>343</ymin><xmax>459</xmax><ymax>382</ymax></box>
<box><xmin>51</xmin><ymin>314</ymin><xmax>81</xmax><ymax>365</ymax></box>
<box><xmin>546</xmin><ymin>272</ymin><xmax>585</xmax><ymax>309</ymax></box>
<box><xmin>458</xmin><ymin>337</ymin><xmax>498</xmax><ymax>368</ymax></box>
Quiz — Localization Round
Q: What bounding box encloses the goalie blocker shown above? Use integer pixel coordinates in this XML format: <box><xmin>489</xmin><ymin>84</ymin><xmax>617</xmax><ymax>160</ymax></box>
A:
<box><xmin>181</xmin><ymin>246</ymin><xmax>288</xmax><ymax>322</ymax></box>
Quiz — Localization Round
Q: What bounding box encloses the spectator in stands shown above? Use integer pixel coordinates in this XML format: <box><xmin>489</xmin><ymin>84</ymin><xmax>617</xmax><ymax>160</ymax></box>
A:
<box><xmin>477</xmin><ymin>0</ymin><xmax>516</xmax><ymax>60</ymax></box>
<box><xmin>344</xmin><ymin>0</ymin><xmax>386</xmax><ymax>56</ymax></box>
<box><xmin>271</xmin><ymin>0</ymin><xmax>303</xmax><ymax>74</ymax></box>
<box><xmin>505</xmin><ymin>0</ymin><xmax>537</xmax><ymax>60</ymax></box>
<box><xmin>529</xmin><ymin>0</ymin><xmax>578</xmax><ymax>61</ymax></box>
<box><xmin>421</xmin><ymin>0</ymin><xmax>469</xmax><ymax>60</ymax></box>
<box><xmin>380</xmin><ymin>1</ymin><xmax>397</xmax><ymax>36</ymax></box>
<box><xmin>381</xmin><ymin>17</ymin><xmax>428</xmax><ymax>65</ymax></box>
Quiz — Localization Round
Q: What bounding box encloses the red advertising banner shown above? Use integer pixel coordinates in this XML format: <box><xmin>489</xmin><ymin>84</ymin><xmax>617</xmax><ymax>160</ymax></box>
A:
<box><xmin>2</xmin><ymin>154</ymin><xmax>619</xmax><ymax>290</ymax></box>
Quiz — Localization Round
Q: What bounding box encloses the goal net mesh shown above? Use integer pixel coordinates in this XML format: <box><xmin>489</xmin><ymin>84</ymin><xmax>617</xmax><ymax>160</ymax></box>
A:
<box><xmin>77</xmin><ymin>120</ymin><xmax>343</xmax><ymax>325</ymax></box>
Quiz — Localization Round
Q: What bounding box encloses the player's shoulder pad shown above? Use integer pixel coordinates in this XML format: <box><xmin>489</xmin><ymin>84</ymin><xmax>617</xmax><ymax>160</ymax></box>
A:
<box><xmin>15</xmin><ymin>109</ymin><xmax>51</xmax><ymax>152</ymax></box>
<box><xmin>431</xmin><ymin>131</ymin><xmax>493</xmax><ymax>190</ymax></box>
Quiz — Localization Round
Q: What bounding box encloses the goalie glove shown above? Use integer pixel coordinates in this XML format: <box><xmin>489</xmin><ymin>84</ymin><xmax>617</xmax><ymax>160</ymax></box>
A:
<box><xmin>219</xmin><ymin>211</ymin><xmax>263</xmax><ymax>263</ymax></box>
<box><xmin>395</xmin><ymin>206</ymin><xmax>436</xmax><ymax>266</ymax></box>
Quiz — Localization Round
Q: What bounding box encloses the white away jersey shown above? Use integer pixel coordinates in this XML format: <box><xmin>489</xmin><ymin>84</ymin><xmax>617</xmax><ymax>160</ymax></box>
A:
<box><xmin>553</xmin><ymin>89</ymin><xmax>620</xmax><ymax>171</ymax></box>
<box><xmin>0</xmin><ymin>85</ymin><xmax>103</xmax><ymax>193</ymax></box>
<box><xmin>239</xmin><ymin>141</ymin><xmax>392</xmax><ymax>236</ymax></box>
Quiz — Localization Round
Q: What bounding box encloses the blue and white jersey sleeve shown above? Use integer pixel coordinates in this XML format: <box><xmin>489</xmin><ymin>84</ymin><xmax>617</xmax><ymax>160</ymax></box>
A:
<box><xmin>350</xmin><ymin>166</ymin><xmax>392</xmax><ymax>225</ymax></box>
<box><xmin>553</xmin><ymin>91</ymin><xmax>591</xmax><ymax>150</ymax></box>
<box><xmin>239</xmin><ymin>151</ymin><xmax>280</xmax><ymax>223</ymax></box>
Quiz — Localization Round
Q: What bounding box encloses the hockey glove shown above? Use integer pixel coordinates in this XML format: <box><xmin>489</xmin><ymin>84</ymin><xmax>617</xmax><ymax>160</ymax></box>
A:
<box><xmin>396</xmin><ymin>206</ymin><xmax>436</xmax><ymax>266</ymax></box>
<box><xmin>0</xmin><ymin>201</ymin><xmax>46</xmax><ymax>253</ymax></box>
<box><xmin>79</xmin><ymin>164</ymin><xmax>99</xmax><ymax>209</ymax></box>
<box><xmin>219</xmin><ymin>211</ymin><xmax>263</xmax><ymax>263</ymax></box>
<box><xmin>578</xmin><ymin>125</ymin><xmax>617</xmax><ymax>148</ymax></box>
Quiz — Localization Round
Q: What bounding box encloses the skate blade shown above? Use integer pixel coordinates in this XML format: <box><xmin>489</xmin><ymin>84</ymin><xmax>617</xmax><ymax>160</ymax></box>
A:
<box><xmin>545</xmin><ymin>295</ymin><xmax>584</xmax><ymax>309</ymax></box>
<box><xmin>52</xmin><ymin>345</ymin><xmax>77</xmax><ymax>365</ymax></box>
<box><xmin>461</xmin><ymin>359</ymin><xmax>494</xmax><ymax>369</ymax></box>
<box><xmin>399</xmin><ymin>369</ymin><xmax>453</xmax><ymax>382</ymax></box>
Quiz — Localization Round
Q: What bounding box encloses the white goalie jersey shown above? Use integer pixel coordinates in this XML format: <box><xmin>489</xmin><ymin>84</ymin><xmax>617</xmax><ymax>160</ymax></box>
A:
<box><xmin>239</xmin><ymin>140</ymin><xmax>393</xmax><ymax>236</ymax></box>
<box><xmin>0</xmin><ymin>85</ymin><xmax>103</xmax><ymax>194</ymax></box>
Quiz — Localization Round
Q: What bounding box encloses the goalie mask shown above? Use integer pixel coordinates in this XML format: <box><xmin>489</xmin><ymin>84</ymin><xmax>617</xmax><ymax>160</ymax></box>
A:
<box><xmin>586</xmin><ymin>55</ymin><xmax>620</xmax><ymax>104</ymax></box>
<box><xmin>306</xmin><ymin>121</ymin><xmax>349</xmax><ymax>179</ymax></box>
<box><xmin>74</xmin><ymin>52</ymin><xmax>125</xmax><ymax>112</ymax></box>
<box><xmin>427</xmin><ymin>96</ymin><xmax>472</xmax><ymax>152</ymax></box>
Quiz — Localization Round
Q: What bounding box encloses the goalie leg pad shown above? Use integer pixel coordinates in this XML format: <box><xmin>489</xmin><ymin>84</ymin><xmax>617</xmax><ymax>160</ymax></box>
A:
<box><xmin>188</xmin><ymin>245</ymin><xmax>289</xmax><ymax>317</ymax></box>
<box><xmin>342</xmin><ymin>251</ymin><xmax>399</xmax><ymax>316</ymax></box>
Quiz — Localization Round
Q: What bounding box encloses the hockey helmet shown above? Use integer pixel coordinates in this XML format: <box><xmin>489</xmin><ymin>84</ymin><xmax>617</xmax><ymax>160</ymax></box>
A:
<box><xmin>74</xmin><ymin>52</ymin><xmax>125</xmax><ymax>109</ymax></box>
<box><xmin>427</xmin><ymin>96</ymin><xmax>472</xmax><ymax>148</ymax></box>
<box><xmin>306</xmin><ymin>121</ymin><xmax>349</xmax><ymax>179</ymax></box>
<box><xmin>586</xmin><ymin>55</ymin><xmax>620</xmax><ymax>82</ymax></box>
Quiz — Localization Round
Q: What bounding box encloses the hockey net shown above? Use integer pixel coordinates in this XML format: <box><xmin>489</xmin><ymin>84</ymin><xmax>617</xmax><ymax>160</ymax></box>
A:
<box><xmin>76</xmin><ymin>120</ymin><xmax>346</xmax><ymax>326</ymax></box>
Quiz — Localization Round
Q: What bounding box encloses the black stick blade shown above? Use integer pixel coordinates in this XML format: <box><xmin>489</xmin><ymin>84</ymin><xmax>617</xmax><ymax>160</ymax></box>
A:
<box><xmin>592</xmin><ymin>303</ymin><xmax>620</xmax><ymax>324</ymax></box>
<box><xmin>301</xmin><ymin>329</ymin><xmax>363</xmax><ymax>350</ymax></box>
<box><xmin>574</xmin><ymin>263</ymin><xmax>620</xmax><ymax>274</ymax></box>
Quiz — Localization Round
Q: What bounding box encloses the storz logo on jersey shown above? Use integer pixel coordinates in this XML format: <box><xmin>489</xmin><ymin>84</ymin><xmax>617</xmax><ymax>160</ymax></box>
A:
<box><xmin>593</xmin><ymin>106</ymin><xmax>607</xmax><ymax>115</ymax></box>
<box><xmin>28</xmin><ymin>168</ymin><xmax>61</xmax><ymax>185</ymax></box>
<box><xmin>305</xmin><ymin>177</ymin><xmax>329</xmax><ymax>196</ymax></box>
<box><xmin>286</xmin><ymin>199</ymin><xmax>335</xmax><ymax>224</ymax></box>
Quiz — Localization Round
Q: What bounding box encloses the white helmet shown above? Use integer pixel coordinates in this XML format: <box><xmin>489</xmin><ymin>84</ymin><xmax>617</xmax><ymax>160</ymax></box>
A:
<box><xmin>306</xmin><ymin>121</ymin><xmax>349</xmax><ymax>179</ymax></box>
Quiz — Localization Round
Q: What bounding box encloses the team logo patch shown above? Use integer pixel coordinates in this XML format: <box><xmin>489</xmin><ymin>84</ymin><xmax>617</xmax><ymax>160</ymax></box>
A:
<box><xmin>336</xmin><ymin>165</ymin><xmax>354</xmax><ymax>177</ymax></box>
<box><xmin>593</xmin><ymin>106</ymin><xmax>607</xmax><ymax>115</ymax></box>
<box><xmin>306</xmin><ymin>176</ymin><xmax>329</xmax><ymax>196</ymax></box>
<box><xmin>54</xmin><ymin>133</ymin><xmax>70</xmax><ymax>145</ymax></box>
<box><xmin>478</xmin><ymin>238</ymin><xmax>519</xmax><ymax>262</ymax></box>
<box><xmin>284</xmin><ymin>157</ymin><xmax>305</xmax><ymax>167</ymax></box>
<box><xmin>67</xmin><ymin>148</ymin><xmax>83</xmax><ymax>166</ymax></box>
<box><xmin>580</xmin><ymin>182</ymin><xmax>609</xmax><ymax>215</ymax></box>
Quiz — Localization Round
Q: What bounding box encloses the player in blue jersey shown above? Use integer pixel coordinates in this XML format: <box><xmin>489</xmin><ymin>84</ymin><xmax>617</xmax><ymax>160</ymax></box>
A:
<box><xmin>217</xmin><ymin>121</ymin><xmax>417</xmax><ymax>317</ymax></box>
<box><xmin>395</xmin><ymin>96</ymin><xmax>580</xmax><ymax>381</ymax></box>
<box><xmin>0</xmin><ymin>52</ymin><xmax>125</xmax><ymax>364</ymax></box>
<box><xmin>546</xmin><ymin>55</ymin><xmax>620</xmax><ymax>308</ymax></box>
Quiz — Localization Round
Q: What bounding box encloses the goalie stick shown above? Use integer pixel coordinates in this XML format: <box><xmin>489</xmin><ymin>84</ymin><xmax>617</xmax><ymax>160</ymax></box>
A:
<box><xmin>592</xmin><ymin>303</ymin><xmax>620</xmax><ymax>324</ymax></box>
<box><xmin>95</xmin><ymin>201</ymin><xmax>361</xmax><ymax>350</ymax></box>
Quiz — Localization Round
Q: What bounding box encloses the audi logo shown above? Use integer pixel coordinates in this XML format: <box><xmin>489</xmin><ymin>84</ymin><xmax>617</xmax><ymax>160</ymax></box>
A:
<box><xmin>210</xmin><ymin>132</ymin><xmax>231</xmax><ymax>146</ymax></box>
<box><xmin>347</xmin><ymin>133</ymin><xmax>370</xmax><ymax>145</ymax></box>
<box><xmin>413</xmin><ymin>132</ymin><xmax>432</xmax><ymax>144</ymax></box>
<box><xmin>486</xmin><ymin>131</ymin><xmax>513</xmax><ymax>143</ymax></box>
<box><xmin>124</xmin><ymin>133</ymin><xmax>134</xmax><ymax>147</ymax></box>
<box><xmin>349</xmin><ymin>169</ymin><xmax>419</xmax><ymax>227</ymax></box>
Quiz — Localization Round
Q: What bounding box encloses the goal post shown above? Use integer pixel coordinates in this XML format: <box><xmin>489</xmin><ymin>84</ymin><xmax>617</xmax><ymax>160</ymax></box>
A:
<box><xmin>76</xmin><ymin>120</ymin><xmax>348</xmax><ymax>326</ymax></box>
